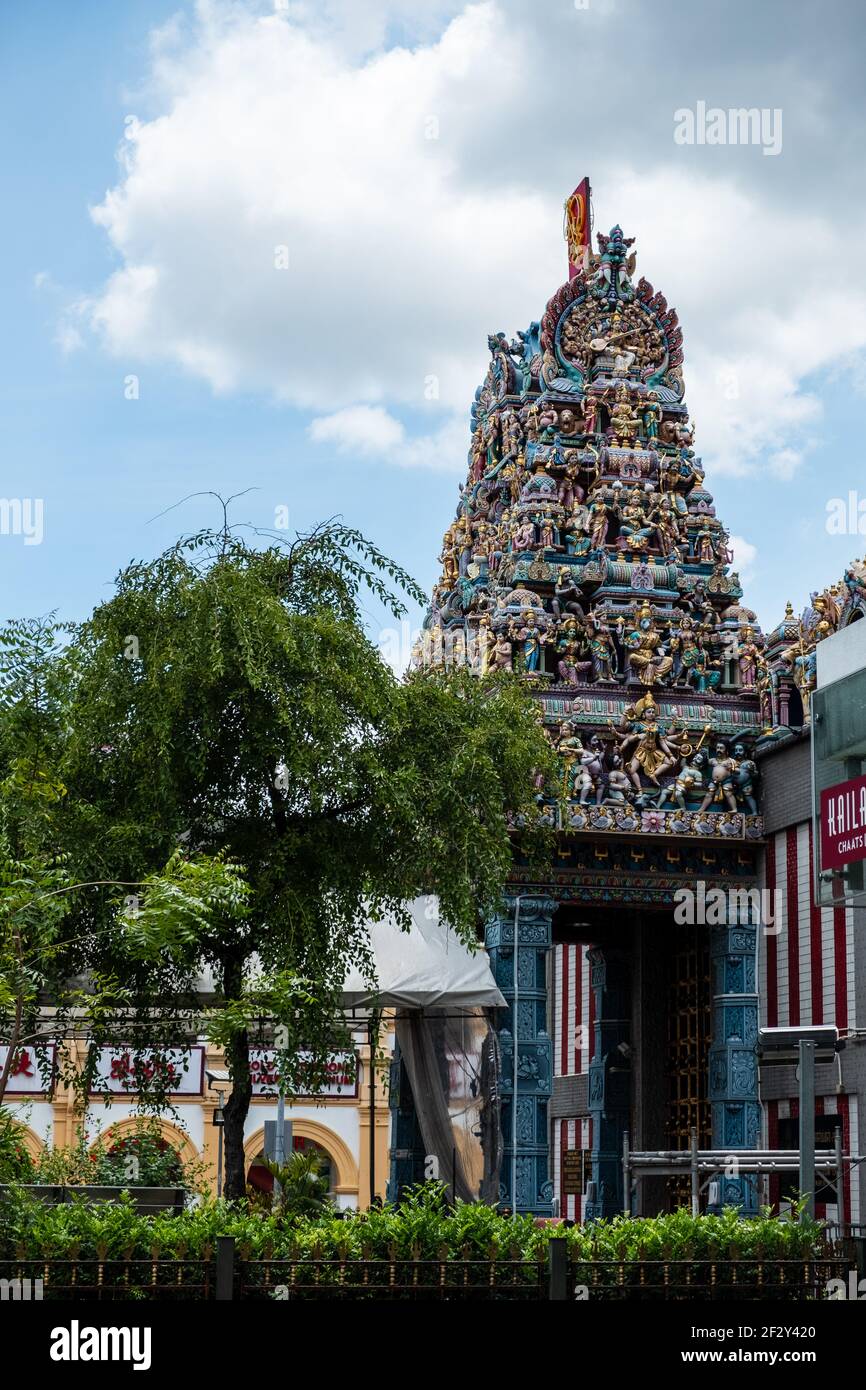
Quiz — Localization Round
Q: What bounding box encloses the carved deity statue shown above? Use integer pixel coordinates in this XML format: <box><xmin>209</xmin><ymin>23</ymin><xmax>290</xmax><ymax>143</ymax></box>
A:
<box><xmin>608</xmin><ymin>384</ymin><xmax>640</xmax><ymax>441</ymax></box>
<box><xmin>623</xmin><ymin>603</ymin><xmax>673</xmax><ymax>686</ymax></box>
<box><xmin>613</xmin><ymin>697</ymin><xmax>681</xmax><ymax>791</ymax></box>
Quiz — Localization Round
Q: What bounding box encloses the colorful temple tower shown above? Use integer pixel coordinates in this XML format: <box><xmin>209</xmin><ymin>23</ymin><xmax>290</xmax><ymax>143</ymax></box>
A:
<box><xmin>404</xmin><ymin>200</ymin><xmax>775</xmax><ymax>1218</ymax></box>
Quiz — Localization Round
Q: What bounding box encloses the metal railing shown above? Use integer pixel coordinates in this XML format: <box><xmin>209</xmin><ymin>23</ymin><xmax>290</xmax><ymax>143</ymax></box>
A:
<box><xmin>0</xmin><ymin>1239</ymin><xmax>852</xmax><ymax>1302</ymax></box>
<box><xmin>0</xmin><ymin>1257</ymin><xmax>213</xmax><ymax>1301</ymax></box>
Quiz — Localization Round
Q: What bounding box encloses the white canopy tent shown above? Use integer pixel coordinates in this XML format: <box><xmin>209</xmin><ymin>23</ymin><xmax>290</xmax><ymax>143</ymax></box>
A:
<box><xmin>341</xmin><ymin>896</ymin><xmax>506</xmax><ymax>1012</ymax></box>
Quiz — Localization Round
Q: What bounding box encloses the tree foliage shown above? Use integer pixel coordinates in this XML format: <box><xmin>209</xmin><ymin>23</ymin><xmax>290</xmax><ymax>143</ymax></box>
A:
<box><xmin>52</xmin><ymin>520</ymin><xmax>552</xmax><ymax>1196</ymax></box>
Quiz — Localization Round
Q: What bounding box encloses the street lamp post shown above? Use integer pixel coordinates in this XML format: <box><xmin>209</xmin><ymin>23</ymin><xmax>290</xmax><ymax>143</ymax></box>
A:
<box><xmin>206</xmin><ymin>1068</ymin><xmax>230</xmax><ymax>1199</ymax></box>
<box><xmin>213</xmin><ymin>1088</ymin><xmax>225</xmax><ymax>1198</ymax></box>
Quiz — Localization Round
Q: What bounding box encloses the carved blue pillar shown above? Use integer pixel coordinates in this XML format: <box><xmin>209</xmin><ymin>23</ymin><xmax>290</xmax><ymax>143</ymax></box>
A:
<box><xmin>485</xmin><ymin>894</ymin><xmax>554</xmax><ymax>1214</ymax></box>
<box><xmin>586</xmin><ymin>948</ymin><xmax>631</xmax><ymax>1219</ymax></box>
<box><xmin>708</xmin><ymin>912</ymin><xmax>760</xmax><ymax>1215</ymax></box>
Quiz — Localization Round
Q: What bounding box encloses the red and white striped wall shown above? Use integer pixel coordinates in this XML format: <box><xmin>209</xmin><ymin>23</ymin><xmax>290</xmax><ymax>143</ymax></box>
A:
<box><xmin>550</xmin><ymin>826</ymin><xmax>860</xmax><ymax>1220</ymax></box>
<box><xmin>553</xmin><ymin>1116</ymin><xmax>592</xmax><ymax>1222</ymax></box>
<box><xmin>760</xmin><ymin>823</ymin><xmax>856</xmax><ymax>1031</ymax></box>
<box><xmin>760</xmin><ymin>822</ymin><xmax>859</xmax><ymax>1222</ymax></box>
<box><xmin>551</xmin><ymin>942</ymin><xmax>594</xmax><ymax>1220</ymax></box>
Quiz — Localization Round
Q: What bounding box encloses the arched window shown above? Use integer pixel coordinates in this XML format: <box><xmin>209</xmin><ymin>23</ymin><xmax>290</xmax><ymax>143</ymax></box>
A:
<box><xmin>105</xmin><ymin>1132</ymin><xmax>185</xmax><ymax>1186</ymax></box>
<box><xmin>246</xmin><ymin>1135</ymin><xmax>333</xmax><ymax>1194</ymax></box>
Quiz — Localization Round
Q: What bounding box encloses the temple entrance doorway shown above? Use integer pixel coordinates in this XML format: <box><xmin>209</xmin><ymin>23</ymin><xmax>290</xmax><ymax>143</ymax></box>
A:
<box><xmin>553</xmin><ymin>904</ymin><xmax>713</xmax><ymax>1217</ymax></box>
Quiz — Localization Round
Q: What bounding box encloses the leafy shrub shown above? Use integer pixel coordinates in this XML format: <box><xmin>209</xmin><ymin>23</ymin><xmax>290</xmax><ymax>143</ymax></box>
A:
<box><xmin>0</xmin><ymin>1179</ymin><xmax>827</xmax><ymax>1268</ymax></box>
<box><xmin>14</xmin><ymin>1116</ymin><xmax>208</xmax><ymax>1192</ymax></box>
<box><xmin>248</xmin><ymin>1148</ymin><xmax>332</xmax><ymax>1219</ymax></box>
<box><xmin>0</xmin><ymin>1108</ymin><xmax>34</xmax><ymax>1183</ymax></box>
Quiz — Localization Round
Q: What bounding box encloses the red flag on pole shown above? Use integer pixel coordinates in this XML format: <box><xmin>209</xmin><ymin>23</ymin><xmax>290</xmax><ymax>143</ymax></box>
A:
<box><xmin>564</xmin><ymin>178</ymin><xmax>591</xmax><ymax>280</ymax></box>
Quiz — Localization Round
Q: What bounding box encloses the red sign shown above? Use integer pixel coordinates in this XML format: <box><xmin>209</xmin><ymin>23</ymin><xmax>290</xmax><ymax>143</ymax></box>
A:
<box><xmin>93</xmin><ymin>1046</ymin><xmax>204</xmax><ymax>1096</ymax></box>
<box><xmin>0</xmin><ymin>1045</ymin><xmax>55</xmax><ymax>1095</ymax></box>
<box><xmin>250</xmin><ymin>1050</ymin><xmax>358</xmax><ymax>1097</ymax></box>
<box><xmin>820</xmin><ymin>772</ymin><xmax>866</xmax><ymax>870</ymax></box>
<box><xmin>564</xmin><ymin>177</ymin><xmax>591</xmax><ymax>279</ymax></box>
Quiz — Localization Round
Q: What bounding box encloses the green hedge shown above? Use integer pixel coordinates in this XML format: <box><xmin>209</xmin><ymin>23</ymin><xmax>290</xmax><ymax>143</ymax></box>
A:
<box><xmin>0</xmin><ymin>1181</ymin><xmax>826</xmax><ymax>1265</ymax></box>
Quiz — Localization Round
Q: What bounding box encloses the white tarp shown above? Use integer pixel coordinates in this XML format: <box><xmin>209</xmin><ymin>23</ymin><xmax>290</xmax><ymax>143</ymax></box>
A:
<box><xmin>341</xmin><ymin>896</ymin><xmax>506</xmax><ymax>1011</ymax></box>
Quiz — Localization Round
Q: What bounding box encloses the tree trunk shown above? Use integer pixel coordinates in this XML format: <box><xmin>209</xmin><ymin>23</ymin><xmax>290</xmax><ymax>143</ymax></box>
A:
<box><xmin>221</xmin><ymin>956</ymin><xmax>253</xmax><ymax>1200</ymax></box>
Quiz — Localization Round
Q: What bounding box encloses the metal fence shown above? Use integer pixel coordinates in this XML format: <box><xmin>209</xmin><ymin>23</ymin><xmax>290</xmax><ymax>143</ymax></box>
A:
<box><xmin>0</xmin><ymin>1239</ymin><xmax>852</xmax><ymax>1302</ymax></box>
<box><xmin>0</xmin><ymin>1258</ymin><xmax>214</xmax><ymax>1301</ymax></box>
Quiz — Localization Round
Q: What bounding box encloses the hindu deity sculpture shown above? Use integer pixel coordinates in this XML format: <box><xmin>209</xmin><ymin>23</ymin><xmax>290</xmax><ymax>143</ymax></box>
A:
<box><xmin>581</xmin><ymin>392</ymin><xmax>599</xmax><ymax>438</ymax></box>
<box><xmin>695</xmin><ymin>525</ymin><xmax>717</xmax><ymax>565</ymax></box>
<box><xmin>491</xmin><ymin>632</ymin><xmax>513</xmax><ymax>671</ymax></box>
<box><xmin>623</xmin><ymin>603</ymin><xmax>673</xmax><ymax>686</ymax></box>
<box><xmin>510</xmin><ymin>608</ymin><xmax>548</xmax><ymax>673</ymax></box>
<box><xmin>552</xmin><ymin>568</ymin><xmax>586</xmax><ymax>622</ymax></box>
<box><xmin>608</xmin><ymin>383</ymin><xmax>640</xmax><ymax>442</ymax></box>
<box><xmin>557</xmin><ymin>461</ymin><xmax>582</xmax><ymax>511</ymax></box>
<box><xmin>556</xmin><ymin>616</ymin><xmax>590</xmax><ymax>685</ymax></box>
<box><xmin>613</xmin><ymin>697</ymin><xmax>681</xmax><ymax>793</ymax></box>
<box><xmin>698</xmin><ymin>742</ymin><xmax>740</xmax><ymax>813</ymax></box>
<box><xmin>520</xmin><ymin>399</ymin><xmax>540</xmax><ymax>443</ymax></box>
<box><xmin>588</xmin><ymin>621</ymin><xmax>617</xmax><ymax>683</ymax></box>
<box><xmin>736</xmin><ymin>626</ymin><xmax>761</xmax><ymax>690</ymax></box>
<box><xmin>732</xmin><ymin>742</ymin><xmax>759</xmax><ymax>815</ymax></box>
<box><xmin>619</xmin><ymin>487</ymin><xmax>655</xmax><ymax>553</ymax></box>
<box><xmin>589</xmin><ymin>224</ymin><xmax>637</xmax><ymax>302</ymax></box>
<box><xmin>511</xmin><ymin>516</ymin><xmax>537</xmax><ymax>552</ymax></box>
<box><xmin>439</xmin><ymin>526</ymin><xmax>458</xmax><ymax>584</ymax></box>
<box><xmin>642</xmin><ymin>390</ymin><xmax>662</xmax><ymax>442</ymax></box>
<box><xmin>677</xmin><ymin>630</ymin><xmax>721</xmax><ymax>692</ymax></box>
<box><xmin>536</xmin><ymin>511</ymin><xmax>559</xmax><ymax>550</ymax></box>
<box><xmin>605</xmin><ymin>753</ymin><xmax>634</xmax><ymax>804</ymax></box>
<box><xmin>656</xmin><ymin>749</ymin><xmax>708</xmax><ymax>810</ymax></box>
<box><xmin>556</xmin><ymin>721</ymin><xmax>586</xmax><ymax>799</ymax></box>
<box><xmin>577</xmin><ymin>735</ymin><xmax>608</xmax><ymax>805</ymax></box>
<box><xmin>587</xmin><ymin>495</ymin><xmax>611</xmax><ymax>550</ymax></box>
<box><xmin>653</xmin><ymin>494</ymin><xmax>682</xmax><ymax>559</ymax></box>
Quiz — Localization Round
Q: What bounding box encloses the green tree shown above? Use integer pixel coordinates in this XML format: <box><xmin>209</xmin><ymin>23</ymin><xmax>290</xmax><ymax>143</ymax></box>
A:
<box><xmin>61</xmin><ymin>520</ymin><xmax>552</xmax><ymax>1197</ymax></box>
<box><xmin>0</xmin><ymin>617</ymin><xmax>86</xmax><ymax>1103</ymax></box>
<box><xmin>259</xmin><ymin>1147</ymin><xmax>332</xmax><ymax>1219</ymax></box>
<box><xmin>0</xmin><ymin>617</ymin><xmax>194</xmax><ymax>1110</ymax></box>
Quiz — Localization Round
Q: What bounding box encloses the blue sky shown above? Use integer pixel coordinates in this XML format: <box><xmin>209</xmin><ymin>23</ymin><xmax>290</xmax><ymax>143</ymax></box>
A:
<box><xmin>1</xmin><ymin>0</ymin><xmax>865</xmax><ymax>647</ymax></box>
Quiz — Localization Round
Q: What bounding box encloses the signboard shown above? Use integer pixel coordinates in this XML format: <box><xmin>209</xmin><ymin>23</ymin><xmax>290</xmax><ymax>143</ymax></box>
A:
<box><xmin>0</xmin><ymin>1045</ymin><xmax>55</xmax><ymax>1096</ymax></box>
<box><xmin>561</xmin><ymin>1147</ymin><xmax>590</xmax><ymax>1197</ymax></box>
<box><xmin>249</xmin><ymin>1050</ymin><xmax>358</xmax><ymax>1098</ymax></box>
<box><xmin>94</xmin><ymin>1046</ymin><xmax>204</xmax><ymax>1097</ymax></box>
<box><xmin>812</xmin><ymin>667</ymin><xmax>866</xmax><ymax>908</ymax></box>
<box><xmin>819</xmin><ymin>772</ymin><xmax>866</xmax><ymax>870</ymax></box>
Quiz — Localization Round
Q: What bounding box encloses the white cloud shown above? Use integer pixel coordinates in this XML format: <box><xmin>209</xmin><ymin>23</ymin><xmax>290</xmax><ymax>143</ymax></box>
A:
<box><xmin>728</xmin><ymin>534</ymin><xmax>757</xmax><ymax>582</ymax></box>
<box><xmin>55</xmin><ymin>323</ymin><xmax>85</xmax><ymax>355</ymax></box>
<box><xmin>767</xmin><ymin>448</ymin><xmax>804</xmax><ymax>481</ymax></box>
<box><xmin>79</xmin><ymin>0</ymin><xmax>866</xmax><ymax>479</ymax></box>
<box><xmin>309</xmin><ymin>405</ymin><xmax>465</xmax><ymax>471</ymax></box>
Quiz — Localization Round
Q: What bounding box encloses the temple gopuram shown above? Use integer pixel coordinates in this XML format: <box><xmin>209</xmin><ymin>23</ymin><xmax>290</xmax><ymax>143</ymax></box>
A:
<box><xmin>390</xmin><ymin>189</ymin><xmax>866</xmax><ymax>1224</ymax></box>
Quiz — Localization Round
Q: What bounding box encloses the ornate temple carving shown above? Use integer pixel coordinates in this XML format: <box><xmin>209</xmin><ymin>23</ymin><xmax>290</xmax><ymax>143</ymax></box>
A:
<box><xmin>417</xmin><ymin>222</ymin><xmax>772</xmax><ymax>841</ymax></box>
<box><xmin>757</xmin><ymin>561</ymin><xmax>866</xmax><ymax>740</ymax></box>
